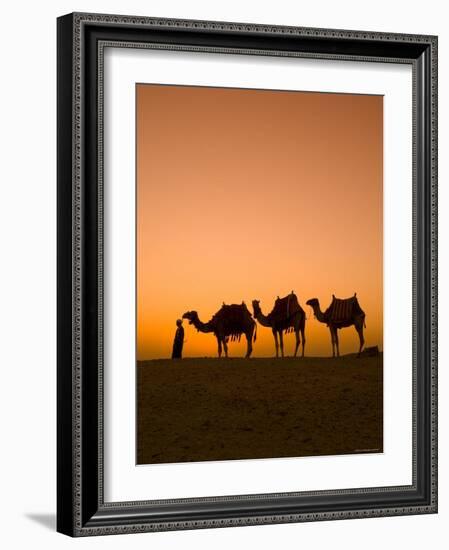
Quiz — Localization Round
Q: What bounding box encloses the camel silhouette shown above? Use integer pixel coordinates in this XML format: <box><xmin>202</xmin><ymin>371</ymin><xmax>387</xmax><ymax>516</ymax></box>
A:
<box><xmin>252</xmin><ymin>291</ymin><xmax>306</xmax><ymax>358</ymax></box>
<box><xmin>182</xmin><ymin>302</ymin><xmax>256</xmax><ymax>358</ymax></box>
<box><xmin>306</xmin><ymin>293</ymin><xmax>366</xmax><ymax>357</ymax></box>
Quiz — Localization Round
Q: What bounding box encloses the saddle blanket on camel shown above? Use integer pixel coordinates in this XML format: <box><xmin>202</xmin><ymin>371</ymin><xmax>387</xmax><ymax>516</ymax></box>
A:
<box><xmin>325</xmin><ymin>294</ymin><xmax>364</xmax><ymax>324</ymax></box>
<box><xmin>268</xmin><ymin>293</ymin><xmax>302</xmax><ymax>333</ymax></box>
<box><xmin>213</xmin><ymin>303</ymin><xmax>252</xmax><ymax>342</ymax></box>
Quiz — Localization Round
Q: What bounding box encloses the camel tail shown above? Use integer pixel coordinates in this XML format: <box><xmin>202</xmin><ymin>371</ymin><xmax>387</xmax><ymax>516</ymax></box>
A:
<box><xmin>253</xmin><ymin>323</ymin><xmax>257</xmax><ymax>342</ymax></box>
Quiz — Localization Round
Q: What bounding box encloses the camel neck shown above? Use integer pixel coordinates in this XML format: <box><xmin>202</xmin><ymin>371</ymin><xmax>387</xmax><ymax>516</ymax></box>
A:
<box><xmin>311</xmin><ymin>303</ymin><xmax>327</xmax><ymax>323</ymax></box>
<box><xmin>254</xmin><ymin>309</ymin><xmax>272</xmax><ymax>327</ymax></box>
<box><xmin>192</xmin><ymin>317</ymin><xmax>214</xmax><ymax>333</ymax></box>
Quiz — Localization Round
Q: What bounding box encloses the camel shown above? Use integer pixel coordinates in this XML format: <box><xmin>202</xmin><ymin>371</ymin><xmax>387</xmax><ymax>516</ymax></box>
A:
<box><xmin>306</xmin><ymin>294</ymin><xmax>366</xmax><ymax>357</ymax></box>
<box><xmin>252</xmin><ymin>292</ymin><xmax>306</xmax><ymax>358</ymax></box>
<box><xmin>182</xmin><ymin>302</ymin><xmax>256</xmax><ymax>358</ymax></box>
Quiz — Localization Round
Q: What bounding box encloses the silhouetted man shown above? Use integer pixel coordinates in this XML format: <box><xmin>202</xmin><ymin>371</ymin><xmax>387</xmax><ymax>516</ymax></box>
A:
<box><xmin>171</xmin><ymin>319</ymin><xmax>184</xmax><ymax>359</ymax></box>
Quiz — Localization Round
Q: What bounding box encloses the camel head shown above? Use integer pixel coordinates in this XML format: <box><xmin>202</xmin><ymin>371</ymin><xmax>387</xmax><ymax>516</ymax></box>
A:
<box><xmin>251</xmin><ymin>300</ymin><xmax>261</xmax><ymax>316</ymax></box>
<box><xmin>306</xmin><ymin>298</ymin><xmax>321</xmax><ymax>320</ymax></box>
<box><xmin>182</xmin><ymin>310</ymin><xmax>199</xmax><ymax>325</ymax></box>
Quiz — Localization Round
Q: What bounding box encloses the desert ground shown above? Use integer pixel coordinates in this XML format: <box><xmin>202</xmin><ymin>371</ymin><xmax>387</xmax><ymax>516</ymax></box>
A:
<box><xmin>137</xmin><ymin>354</ymin><xmax>383</xmax><ymax>465</ymax></box>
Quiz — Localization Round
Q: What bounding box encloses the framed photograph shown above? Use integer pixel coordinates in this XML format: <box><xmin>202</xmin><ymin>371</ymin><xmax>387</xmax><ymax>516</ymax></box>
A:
<box><xmin>57</xmin><ymin>12</ymin><xmax>438</xmax><ymax>536</ymax></box>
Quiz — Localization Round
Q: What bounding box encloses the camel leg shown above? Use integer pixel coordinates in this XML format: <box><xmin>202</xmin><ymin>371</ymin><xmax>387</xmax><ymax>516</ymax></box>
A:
<box><xmin>355</xmin><ymin>322</ymin><xmax>365</xmax><ymax>356</ymax></box>
<box><xmin>223</xmin><ymin>338</ymin><xmax>228</xmax><ymax>358</ymax></box>
<box><xmin>330</xmin><ymin>327</ymin><xmax>335</xmax><ymax>357</ymax></box>
<box><xmin>335</xmin><ymin>329</ymin><xmax>340</xmax><ymax>357</ymax></box>
<box><xmin>245</xmin><ymin>331</ymin><xmax>253</xmax><ymax>358</ymax></box>
<box><xmin>294</xmin><ymin>329</ymin><xmax>300</xmax><ymax>357</ymax></box>
<box><xmin>217</xmin><ymin>337</ymin><xmax>222</xmax><ymax>358</ymax></box>
<box><xmin>301</xmin><ymin>327</ymin><xmax>306</xmax><ymax>357</ymax></box>
<box><xmin>273</xmin><ymin>329</ymin><xmax>279</xmax><ymax>358</ymax></box>
<box><xmin>279</xmin><ymin>331</ymin><xmax>284</xmax><ymax>358</ymax></box>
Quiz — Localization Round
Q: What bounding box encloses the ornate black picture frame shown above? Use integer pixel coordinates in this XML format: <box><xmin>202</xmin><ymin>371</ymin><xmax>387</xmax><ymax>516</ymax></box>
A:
<box><xmin>57</xmin><ymin>12</ymin><xmax>438</xmax><ymax>537</ymax></box>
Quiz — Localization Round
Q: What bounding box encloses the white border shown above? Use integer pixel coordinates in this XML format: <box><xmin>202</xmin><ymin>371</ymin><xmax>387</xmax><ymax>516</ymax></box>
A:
<box><xmin>104</xmin><ymin>47</ymin><xmax>412</xmax><ymax>502</ymax></box>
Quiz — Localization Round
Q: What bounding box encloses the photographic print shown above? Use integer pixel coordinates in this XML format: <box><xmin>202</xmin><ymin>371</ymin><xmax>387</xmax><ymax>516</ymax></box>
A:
<box><xmin>136</xmin><ymin>83</ymin><xmax>383</xmax><ymax>465</ymax></box>
<box><xmin>57</xmin><ymin>14</ymin><xmax>437</xmax><ymax>534</ymax></box>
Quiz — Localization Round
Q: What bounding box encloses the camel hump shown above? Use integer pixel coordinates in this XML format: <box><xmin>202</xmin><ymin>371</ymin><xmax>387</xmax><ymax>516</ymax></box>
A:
<box><xmin>215</xmin><ymin>302</ymin><xmax>253</xmax><ymax>321</ymax></box>
<box><xmin>326</xmin><ymin>294</ymin><xmax>364</xmax><ymax>322</ymax></box>
<box><xmin>269</xmin><ymin>293</ymin><xmax>301</xmax><ymax>322</ymax></box>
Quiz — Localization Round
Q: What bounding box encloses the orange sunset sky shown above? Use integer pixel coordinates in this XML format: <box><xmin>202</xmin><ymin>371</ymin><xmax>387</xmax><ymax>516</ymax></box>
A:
<box><xmin>137</xmin><ymin>84</ymin><xmax>383</xmax><ymax>359</ymax></box>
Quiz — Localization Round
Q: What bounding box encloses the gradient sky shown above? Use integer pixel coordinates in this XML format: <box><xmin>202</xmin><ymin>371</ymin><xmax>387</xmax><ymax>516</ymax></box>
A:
<box><xmin>137</xmin><ymin>84</ymin><xmax>383</xmax><ymax>359</ymax></box>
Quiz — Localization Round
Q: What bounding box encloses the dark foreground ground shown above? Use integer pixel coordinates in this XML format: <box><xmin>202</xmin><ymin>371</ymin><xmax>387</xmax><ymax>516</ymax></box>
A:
<box><xmin>137</xmin><ymin>354</ymin><xmax>383</xmax><ymax>465</ymax></box>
